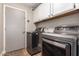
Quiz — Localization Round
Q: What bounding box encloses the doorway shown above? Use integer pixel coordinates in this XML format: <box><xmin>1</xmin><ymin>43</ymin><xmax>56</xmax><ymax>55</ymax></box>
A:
<box><xmin>4</xmin><ymin>5</ymin><xmax>26</xmax><ymax>52</ymax></box>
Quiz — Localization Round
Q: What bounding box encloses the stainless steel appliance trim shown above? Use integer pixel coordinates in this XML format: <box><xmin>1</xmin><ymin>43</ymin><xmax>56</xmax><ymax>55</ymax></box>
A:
<box><xmin>42</xmin><ymin>33</ymin><xmax>76</xmax><ymax>39</ymax></box>
<box><xmin>43</xmin><ymin>38</ymin><xmax>69</xmax><ymax>49</ymax></box>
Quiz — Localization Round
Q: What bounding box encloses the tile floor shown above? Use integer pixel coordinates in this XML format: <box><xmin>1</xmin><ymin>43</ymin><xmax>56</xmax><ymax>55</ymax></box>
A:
<box><xmin>4</xmin><ymin>49</ymin><xmax>41</xmax><ymax>56</ymax></box>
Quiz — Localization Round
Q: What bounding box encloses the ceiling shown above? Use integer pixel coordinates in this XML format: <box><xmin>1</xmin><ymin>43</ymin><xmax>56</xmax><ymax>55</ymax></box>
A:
<box><xmin>22</xmin><ymin>3</ymin><xmax>41</xmax><ymax>10</ymax></box>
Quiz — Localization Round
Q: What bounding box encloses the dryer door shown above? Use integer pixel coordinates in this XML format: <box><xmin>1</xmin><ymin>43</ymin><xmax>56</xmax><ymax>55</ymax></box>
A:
<box><xmin>42</xmin><ymin>38</ymin><xmax>71</xmax><ymax>56</ymax></box>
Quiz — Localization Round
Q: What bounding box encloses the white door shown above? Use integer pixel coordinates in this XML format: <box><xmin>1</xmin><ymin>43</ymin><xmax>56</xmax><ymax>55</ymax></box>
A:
<box><xmin>5</xmin><ymin>6</ymin><xmax>25</xmax><ymax>52</ymax></box>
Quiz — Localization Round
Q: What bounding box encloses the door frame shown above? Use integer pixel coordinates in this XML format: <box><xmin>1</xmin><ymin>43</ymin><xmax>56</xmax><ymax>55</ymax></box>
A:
<box><xmin>2</xmin><ymin>4</ymin><xmax>27</xmax><ymax>55</ymax></box>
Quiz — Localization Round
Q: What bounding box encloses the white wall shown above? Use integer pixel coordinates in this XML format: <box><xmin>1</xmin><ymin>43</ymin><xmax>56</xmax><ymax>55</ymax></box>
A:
<box><xmin>36</xmin><ymin>13</ymin><xmax>79</xmax><ymax>28</ymax></box>
<box><xmin>27</xmin><ymin>7</ymin><xmax>36</xmax><ymax>32</ymax></box>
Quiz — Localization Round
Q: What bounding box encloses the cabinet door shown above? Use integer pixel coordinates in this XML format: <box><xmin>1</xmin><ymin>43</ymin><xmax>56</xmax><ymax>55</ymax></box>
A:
<box><xmin>53</xmin><ymin>3</ymin><xmax>74</xmax><ymax>15</ymax></box>
<box><xmin>33</xmin><ymin>3</ymin><xmax>50</xmax><ymax>23</ymax></box>
<box><xmin>75</xmin><ymin>3</ymin><xmax>79</xmax><ymax>9</ymax></box>
<box><xmin>38</xmin><ymin>3</ymin><xmax>50</xmax><ymax>21</ymax></box>
<box><xmin>33</xmin><ymin>8</ymin><xmax>39</xmax><ymax>23</ymax></box>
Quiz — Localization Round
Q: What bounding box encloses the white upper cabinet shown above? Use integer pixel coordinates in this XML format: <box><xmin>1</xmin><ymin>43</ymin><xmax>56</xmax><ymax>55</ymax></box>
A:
<box><xmin>33</xmin><ymin>3</ymin><xmax>50</xmax><ymax>22</ymax></box>
<box><xmin>33</xmin><ymin>3</ymin><xmax>75</xmax><ymax>23</ymax></box>
<box><xmin>38</xmin><ymin>3</ymin><xmax>50</xmax><ymax>20</ymax></box>
<box><xmin>53</xmin><ymin>3</ymin><xmax>74</xmax><ymax>15</ymax></box>
<box><xmin>75</xmin><ymin>3</ymin><xmax>79</xmax><ymax>9</ymax></box>
<box><xmin>33</xmin><ymin>7</ymin><xmax>39</xmax><ymax>22</ymax></box>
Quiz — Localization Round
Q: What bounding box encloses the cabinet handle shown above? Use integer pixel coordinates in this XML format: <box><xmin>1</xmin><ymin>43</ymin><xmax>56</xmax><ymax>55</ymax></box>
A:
<box><xmin>74</xmin><ymin>3</ymin><xmax>76</xmax><ymax>8</ymax></box>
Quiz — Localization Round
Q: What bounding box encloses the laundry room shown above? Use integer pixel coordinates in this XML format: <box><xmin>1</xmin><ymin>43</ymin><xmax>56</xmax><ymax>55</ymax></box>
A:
<box><xmin>0</xmin><ymin>3</ymin><xmax>79</xmax><ymax>56</ymax></box>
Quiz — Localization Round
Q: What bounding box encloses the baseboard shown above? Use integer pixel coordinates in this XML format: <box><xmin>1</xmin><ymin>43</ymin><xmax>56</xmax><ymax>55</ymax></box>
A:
<box><xmin>0</xmin><ymin>52</ymin><xmax>2</xmax><ymax>56</ymax></box>
<box><xmin>0</xmin><ymin>48</ymin><xmax>26</xmax><ymax>56</ymax></box>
